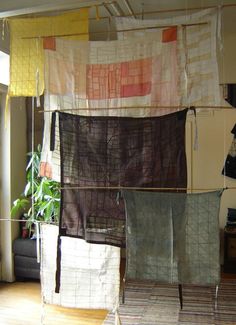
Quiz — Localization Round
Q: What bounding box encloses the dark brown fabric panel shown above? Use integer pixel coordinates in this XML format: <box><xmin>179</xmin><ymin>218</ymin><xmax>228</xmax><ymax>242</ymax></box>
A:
<box><xmin>58</xmin><ymin>109</ymin><xmax>188</xmax><ymax>247</ymax></box>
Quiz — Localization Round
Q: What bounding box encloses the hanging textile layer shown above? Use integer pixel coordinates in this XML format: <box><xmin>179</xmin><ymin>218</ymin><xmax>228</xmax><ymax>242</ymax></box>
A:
<box><xmin>115</xmin><ymin>8</ymin><xmax>226</xmax><ymax>108</ymax></box>
<box><xmin>55</xmin><ymin>109</ymin><xmax>188</xmax><ymax>247</ymax></box>
<box><xmin>8</xmin><ymin>9</ymin><xmax>89</xmax><ymax>97</ymax></box>
<box><xmin>41</xmin><ymin>224</ymin><xmax>120</xmax><ymax>310</ymax></box>
<box><xmin>123</xmin><ymin>190</ymin><xmax>221</xmax><ymax>285</ymax></box>
<box><xmin>41</xmin><ymin>28</ymin><xmax>181</xmax><ymax>181</ymax></box>
<box><xmin>222</xmin><ymin>124</ymin><xmax>236</xmax><ymax>179</ymax></box>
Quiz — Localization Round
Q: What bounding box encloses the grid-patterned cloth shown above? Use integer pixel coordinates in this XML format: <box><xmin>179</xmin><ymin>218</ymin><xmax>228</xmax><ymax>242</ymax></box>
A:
<box><xmin>8</xmin><ymin>9</ymin><xmax>88</xmax><ymax>97</ymax></box>
<box><xmin>41</xmin><ymin>224</ymin><xmax>120</xmax><ymax>310</ymax></box>
<box><xmin>115</xmin><ymin>8</ymin><xmax>226</xmax><ymax>108</ymax></box>
<box><xmin>123</xmin><ymin>190</ymin><xmax>221</xmax><ymax>285</ymax></box>
<box><xmin>41</xmin><ymin>28</ymin><xmax>181</xmax><ymax>181</ymax></box>
<box><xmin>57</xmin><ymin>109</ymin><xmax>188</xmax><ymax>247</ymax></box>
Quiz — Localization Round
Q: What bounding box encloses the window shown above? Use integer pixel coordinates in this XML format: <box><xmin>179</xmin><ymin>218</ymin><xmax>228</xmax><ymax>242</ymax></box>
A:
<box><xmin>0</xmin><ymin>51</ymin><xmax>9</xmax><ymax>86</ymax></box>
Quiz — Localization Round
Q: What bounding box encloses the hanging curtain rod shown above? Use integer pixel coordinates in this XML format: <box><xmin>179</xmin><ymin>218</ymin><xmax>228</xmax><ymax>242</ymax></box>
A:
<box><xmin>21</xmin><ymin>22</ymin><xmax>207</xmax><ymax>39</ymax></box>
<box><xmin>39</xmin><ymin>105</ymin><xmax>233</xmax><ymax>113</ymax></box>
<box><xmin>59</xmin><ymin>186</ymin><xmax>231</xmax><ymax>191</ymax></box>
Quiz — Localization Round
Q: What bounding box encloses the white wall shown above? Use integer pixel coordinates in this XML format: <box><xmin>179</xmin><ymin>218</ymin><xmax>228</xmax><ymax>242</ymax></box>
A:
<box><xmin>0</xmin><ymin>13</ymin><xmax>28</xmax><ymax>282</ymax></box>
<box><xmin>0</xmin><ymin>91</ymin><xmax>27</xmax><ymax>282</ymax></box>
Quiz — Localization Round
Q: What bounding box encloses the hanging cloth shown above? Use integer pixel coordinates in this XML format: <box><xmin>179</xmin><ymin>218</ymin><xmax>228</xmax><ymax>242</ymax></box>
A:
<box><xmin>55</xmin><ymin>109</ymin><xmax>188</xmax><ymax>248</ymax></box>
<box><xmin>40</xmin><ymin>27</ymin><xmax>181</xmax><ymax>181</ymax></box>
<box><xmin>222</xmin><ymin>124</ymin><xmax>236</xmax><ymax>179</ymax></box>
<box><xmin>8</xmin><ymin>9</ymin><xmax>89</xmax><ymax>98</ymax></box>
<box><xmin>41</xmin><ymin>224</ymin><xmax>120</xmax><ymax>310</ymax></box>
<box><xmin>225</xmin><ymin>84</ymin><xmax>236</xmax><ymax>108</ymax></box>
<box><xmin>122</xmin><ymin>190</ymin><xmax>221</xmax><ymax>286</ymax></box>
<box><xmin>115</xmin><ymin>8</ymin><xmax>226</xmax><ymax>108</ymax></box>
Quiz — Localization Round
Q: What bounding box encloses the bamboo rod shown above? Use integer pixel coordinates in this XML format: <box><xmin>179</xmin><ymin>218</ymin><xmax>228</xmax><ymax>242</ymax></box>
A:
<box><xmin>39</xmin><ymin>105</ymin><xmax>233</xmax><ymax>113</ymax></box>
<box><xmin>59</xmin><ymin>186</ymin><xmax>231</xmax><ymax>191</ymax></box>
<box><xmin>21</xmin><ymin>21</ymin><xmax>207</xmax><ymax>39</ymax></box>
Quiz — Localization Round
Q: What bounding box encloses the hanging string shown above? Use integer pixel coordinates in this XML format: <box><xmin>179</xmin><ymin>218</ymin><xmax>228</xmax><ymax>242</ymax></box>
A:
<box><xmin>214</xmin><ymin>285</ymin><xmax>219</xmax><ymax>310</ymax></box>
<box><xmin>95</xmin><ymin>5</ymin><xmax>100</xmax><ymax>21</ymax></box>
<box><xmin>107</xmin><ymin>16</ymin><xmax>111</xmax><ymax>41</ymax></box>
<box><xmin>141</xmin><ymin>2</ymin><xmax>144</xmax><ymax>20</ymax></box>
<box><xmin>35</xmin><ymin>221</ymin><xmax>40</xmax><ymax>263</ymax></box>
<box><xmin>220</xmin><ymin>0</ymin><xmax>227</xmax><ymax>190</ymax></box>
<box><xmin>217</xmin><ymin>6</ymin><xmax>223</xmax><ymax>51</ymax></box>
<box><xmin>39</xmin><ymin>223</ymin><xmax>46</xmax><ymax>325</ymax></box>
<box><xmin>223</xmin><ymin>107</ymin><xmax>227</xmax><ymax>189</ymax></box>
<box><xmin>1</xmin><ymin>18</ymin><xmax>6</xmax><ymax>40</ymax></box>
<box><xmin>36</xmin><ymin>37</ymin><xmax>41</xmax><ymax>108</ymax></box>
<box><xmin>31</xmin><ymin>97</ymin><xmax>35</xmax><ymax>221</ymax></box>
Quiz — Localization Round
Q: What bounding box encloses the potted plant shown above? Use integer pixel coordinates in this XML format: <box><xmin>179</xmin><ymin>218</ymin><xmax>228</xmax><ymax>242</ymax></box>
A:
<box><xmin>11</xmin><ymin>144</ymin><xmax>60</xmax><ymax>237</ymax></box>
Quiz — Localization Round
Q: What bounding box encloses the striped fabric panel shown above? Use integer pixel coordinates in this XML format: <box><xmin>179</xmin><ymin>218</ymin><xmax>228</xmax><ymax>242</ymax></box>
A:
<box><xmin>115</xmin><ymin>8</ymin><xmax>224</xmax><ymax>107</ymax></box>
<box><xmin>103</xmin><ymin>279</ymin><xmax>236</xmax><ymax>325</ymax></box>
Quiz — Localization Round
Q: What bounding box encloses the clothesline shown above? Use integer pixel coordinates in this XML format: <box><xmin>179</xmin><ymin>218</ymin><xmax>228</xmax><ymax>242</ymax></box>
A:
<box><xmin>39</xmin><ymin>105</ymin><xmax>233</xmax><ymax>113</ymax></box>
<box><xmin>0</xmin><ymin>218</ymin><xmax>58</xmax><ymax>223</ymax></box>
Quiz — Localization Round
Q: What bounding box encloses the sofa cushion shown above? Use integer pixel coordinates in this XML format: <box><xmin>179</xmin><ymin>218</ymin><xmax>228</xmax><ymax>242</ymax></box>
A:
<box><xmin>13</xmin><ymin>238</ymin><xmax>38</xmax><ymax>258</ymax></box>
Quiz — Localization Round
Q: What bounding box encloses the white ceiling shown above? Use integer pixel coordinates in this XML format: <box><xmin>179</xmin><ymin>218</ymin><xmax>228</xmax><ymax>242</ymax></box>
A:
<box><xmin>1</xmin><ymin>0</ymin><xmax>236</xmax><ymax>19</ymax></box>
<box><xmin>0</xmin><ymin>0</ymin><xmax>236</xmax><ymax>42</ymax></box>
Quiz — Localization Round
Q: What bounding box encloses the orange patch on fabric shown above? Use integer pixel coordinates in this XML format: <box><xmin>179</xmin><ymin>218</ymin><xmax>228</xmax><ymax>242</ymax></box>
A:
<box><xmin>162</xmin><ymin>27</ymin><xmax>177</xmax><ymax>43</ymax></box>
<box><xmin>40</xmin><ymin>162</ymin><xmax>52</xmax><ymax>179</ymax></box>
<box><xmin>43</xmin><ymin>37</ymin><xmax>56</xmax><ymax>50</ymax></box>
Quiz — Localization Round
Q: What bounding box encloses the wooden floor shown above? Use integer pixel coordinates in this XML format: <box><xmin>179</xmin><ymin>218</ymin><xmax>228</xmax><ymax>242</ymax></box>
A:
<box><xmin>0</xmin><ymin>269</ymin><xmax>235</xmax><ymax>325</ymax></box>
<box><xmin>0</xmin><ymin>281</ymin><xmax>108</xmax><ymax>325</ymax></box>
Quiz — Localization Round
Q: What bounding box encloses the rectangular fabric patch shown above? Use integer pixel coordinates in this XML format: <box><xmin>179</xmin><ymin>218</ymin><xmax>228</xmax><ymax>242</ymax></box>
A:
<box><xmin>8</xmin><ymin>9</ymin><xmax>88</xmax><ymax>97</ymax></box>
<box><xmin>123</xmin><ymin>190</ymin><xmax>221</xmax><ymax>285</ymax></box>
<box><xmin>57</xmin><ymin>109</ymin><xmax>188</xmax><ymax>247</ymax></box>
<box><xmin>41</xmin><ymin>224</ymin><xmax>120</xmax><ymax>310</ymax></box>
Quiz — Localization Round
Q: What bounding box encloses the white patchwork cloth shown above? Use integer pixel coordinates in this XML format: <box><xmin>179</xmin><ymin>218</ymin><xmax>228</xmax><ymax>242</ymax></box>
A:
<box><xmin>115</xmin><ymin>8</ymin><xmax>226</xmax><ymax>108</ymax></box>
<box><xmin>40</xmin><ymin>224</ymin><xmax>120</xmax><ymax>310</ymax></box>
<box><xmin>40</xmin><ymin>28</ymin><xmax>180</xmax><ymax>181</ymax></box>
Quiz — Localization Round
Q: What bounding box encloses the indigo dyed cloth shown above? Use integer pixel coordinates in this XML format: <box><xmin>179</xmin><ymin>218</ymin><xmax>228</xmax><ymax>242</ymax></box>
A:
<box><xmin>222</xmin><ymin>124</ymin><xmax>236</xmax><ymax>179</ymax></box>
<box><xmin>57</xmin><ymin>109</ymin><xmax>188</xmax><ymax>247</ymax></box>
<box><xmin>123</xmin><ymin>190</ymin><xmax>221</xmax><ymax>285</ymax></box>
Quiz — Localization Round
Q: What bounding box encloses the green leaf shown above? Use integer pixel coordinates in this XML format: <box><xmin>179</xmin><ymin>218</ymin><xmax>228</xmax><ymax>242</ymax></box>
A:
<box><xmin>11</xmin><ymin>198</ymin><xmax>30</xmax><ymax>217</ymax></box>
<box><xmin>24</xmin><ymin>182</ymin><xmax>31</xmax><ymax>197</ymax></box>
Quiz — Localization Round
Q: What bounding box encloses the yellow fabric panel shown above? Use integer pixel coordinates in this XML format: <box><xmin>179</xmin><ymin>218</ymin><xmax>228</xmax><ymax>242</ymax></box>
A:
<box><xmin>9</xmin><ymin>9</ymin><xmax>89</xmax><ymax>97</ymax></box>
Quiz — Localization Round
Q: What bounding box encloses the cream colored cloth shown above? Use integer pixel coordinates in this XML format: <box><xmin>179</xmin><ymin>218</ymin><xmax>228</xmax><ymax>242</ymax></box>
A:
<box><xmin>115</xmin><ymin>8</ymin><xmax>226</xmax><ymax>107</ymax></box>
<box><xmin>40</xmin><ymin>224</ymin><xmax>120</xmax><ymax>311</ymax></box>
